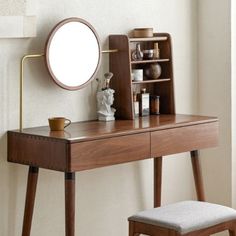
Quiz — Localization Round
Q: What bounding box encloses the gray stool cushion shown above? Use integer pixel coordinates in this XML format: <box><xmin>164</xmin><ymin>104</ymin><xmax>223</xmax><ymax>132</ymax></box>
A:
<box><xmin>128</xmin><ymin>201</ymin><xmax>236</xmax><ymax>234</ymax></box>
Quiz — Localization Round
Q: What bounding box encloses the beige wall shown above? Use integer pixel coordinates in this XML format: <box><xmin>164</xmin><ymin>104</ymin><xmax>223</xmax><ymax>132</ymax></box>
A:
<box><xmin>1</xmin><ymin>1</ymin><xmax>199</xmax><ymax>236</ymax></box>
<box><xmin>232</xmin><ymin>0</ymin><xmax>236</xmax><ymax>209</ymax></box>
<box><xmin>198</xmin><ymin>0</ymin><xmax>232</xmax><ymax>207</ymax></box>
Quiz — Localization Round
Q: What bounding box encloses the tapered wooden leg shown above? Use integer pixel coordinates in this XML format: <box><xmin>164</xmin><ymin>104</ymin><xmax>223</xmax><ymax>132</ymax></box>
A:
<box><xmin>129</xmin><ymin>221</ymin><xmax>140</xmax><ymax>236</ymax></box>
<box><xmin>191</xmin><ymin>150</ymin><xmax>205</xmax><ymax>201</ymax></box>
<box><xmin>154</xmin><ymin>157</ymin><xmax>162</xmax><ymax>207</ymax></box>
<box><xmin>229</xmin><ymin>226</ymin><xmax>236</xmax><ymax>236</ymax></box>
<box><xmin>65</xmin><ymin>172</ymin><xmax>75</xmax><ymax>236</ymax></box>
<box><xmin>229</xmin><ymin>230</ymin><xmax>236</xmax><ymax>236</ymax></box>
<box><xmin>129</xmin><ymin>221</ymin><xmax>135</xmax><ymax>236</ymax></box>
<box><xmin>22</xmin><ymin>166</ymin><xmax>39</xmax><ymax>236</ymax></box>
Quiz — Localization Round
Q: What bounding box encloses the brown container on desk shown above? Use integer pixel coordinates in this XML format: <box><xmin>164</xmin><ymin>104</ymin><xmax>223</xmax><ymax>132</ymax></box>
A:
<box><xmin>150</xmin><ymin>95</ymin><xmax>160</xmax><ymax>115</ymax></box>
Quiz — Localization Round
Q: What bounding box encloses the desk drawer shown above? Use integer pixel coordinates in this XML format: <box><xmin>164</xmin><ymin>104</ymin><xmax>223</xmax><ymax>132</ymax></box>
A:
<box><xmin>70</xmin><ymin>133</ymin><xmax>150</xmax><ymax>171</ymax></box>
<box><xmin>151</xmin><ymin>122</ymin><xmax>219</xmax><ymax>157</ymax></box>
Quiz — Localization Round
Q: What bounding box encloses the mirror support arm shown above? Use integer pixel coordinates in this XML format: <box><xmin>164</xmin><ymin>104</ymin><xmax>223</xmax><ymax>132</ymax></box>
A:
<box><xmin>20</xmin><ymin>53</ymin><xmax>45</xmax><ymax>132</ymax></box>
<box><xmin>101</xmin><ymin>49</ymin><xmax>118</xmax><ymax>53</ymax></box>
<box><xmin>19</xmin><ymin>49</ymin><xmax>118</xmax><ymax>132</ymax></box>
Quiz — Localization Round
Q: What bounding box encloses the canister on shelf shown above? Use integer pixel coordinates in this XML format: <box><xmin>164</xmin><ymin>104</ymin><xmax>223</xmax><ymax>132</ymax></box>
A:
<box><xmin>150</xmin><ymin>95</ymin><xmax>160</xmax><ymax>115</ymax></box>
<box><xmin>138</xmin><ymin>88</ymin><xmax>150</xmax><ymax>116</ymax></box>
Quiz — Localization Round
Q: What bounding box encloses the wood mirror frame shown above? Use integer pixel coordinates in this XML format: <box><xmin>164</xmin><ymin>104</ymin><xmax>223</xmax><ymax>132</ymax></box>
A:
<box><xmin>45</xmin><ymin>17</ymin><xmax>101</xmax><ymax>90</ymax></box>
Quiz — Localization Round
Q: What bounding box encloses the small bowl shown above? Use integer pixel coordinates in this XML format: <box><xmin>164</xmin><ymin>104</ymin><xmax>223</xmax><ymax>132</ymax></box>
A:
<box><xmin>133</xmin><ymin>28</ymin><xmax>153</xmax><ymax>38</ymax></box>
<box><xmin>143</xmin><ymin>49</ymin><xmax>154</xmax><ymax>60</ymax></box>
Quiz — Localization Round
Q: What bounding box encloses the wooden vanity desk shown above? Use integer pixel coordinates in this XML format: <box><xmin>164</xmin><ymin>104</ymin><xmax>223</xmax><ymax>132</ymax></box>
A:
<box><xmin>8</xmin><ymin>114</ymin><xmax>219</xmax><ymax>236</ymax></box>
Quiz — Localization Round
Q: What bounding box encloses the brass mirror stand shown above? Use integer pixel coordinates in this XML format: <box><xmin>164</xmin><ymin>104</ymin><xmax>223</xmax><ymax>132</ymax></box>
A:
<box><xmin>19</xmin><ymin>49</ymin><xmax>118</xmax><ymax>132</ymax></box>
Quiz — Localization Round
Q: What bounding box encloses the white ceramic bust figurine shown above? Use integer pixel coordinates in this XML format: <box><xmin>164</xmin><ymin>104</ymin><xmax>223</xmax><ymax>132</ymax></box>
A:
<box><xmin>97</xmin><ymin>72</ymin><xmax>116</xmax><ymax>121</ymax></box>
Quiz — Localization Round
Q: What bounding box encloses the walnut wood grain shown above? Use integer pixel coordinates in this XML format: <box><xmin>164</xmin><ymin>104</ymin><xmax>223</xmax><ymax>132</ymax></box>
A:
<box><xmin>8</xmin><ymin>115</ymin><xmax>218</xmax><ymax>143</ymax></box>
<box><xmin>8</xmin><ymin>132</ymin><xmax>68</xmax><ymax>171</ymax></box>
<box><xmin>65</xmin><ymin>172</ymin><xmax>75</xmax><ymax>236</ymax></box>
<box><xmin>109</xmin><ymin>33</ymin><xmax>175</xmax><ymax>119</ymax></box>
<box><xmin>7</xmin><ymin>114</ymin><xmax>219</xmax><ymax>236</ymax></box>
<box><xmin>151</xmin><ymin>121</ymin><xmax>219</xmax><ymax>158</ymax></box>
<box><xmin>69</xmin><ymin>133</ymin><xmax>150</xmax><ymax>171</ymax></box>
<box><xmin>109</xmin><ymin>35</ymin><xmax>133</xmax><ymax>119</ymax></box>
<box><xmin>191</xmin><ymin>150</ymin><xmax>205</xmax><ymax>201</ymax></box>
<box><xmin>8</xmin><ymin>115</ymin><xmax>219</xmax><ymax>172</ymax></box>
<box><xmin>154</xmin><ymin>157</ymin><xmax>162</xmax><ymax>207</ymax></box>
<box><xmin>22</xmin><ymin>166</ymin><xmax>39</xmax><ymax>236</ymax></box>
<box><xmin>154</xmin><ymin>33</ymin><xmax>175</xmax><ymax>115</ymax></box>
<box><xmin>128</xmin><ymin>219</ymin><xmax>236</xmax><ymax>236</ymax></box>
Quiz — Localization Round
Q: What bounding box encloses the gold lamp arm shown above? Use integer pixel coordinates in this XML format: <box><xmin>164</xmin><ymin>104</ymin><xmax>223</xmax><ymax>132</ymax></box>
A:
<box><xmin>20</xmin><ymin>54</ymin><xmax>45</xmax><ymax>132</ymax></box>
<box><xmin>19</xmin><ymin>49</ymin><xmax>118</xmax><ymax>132</ymax></box>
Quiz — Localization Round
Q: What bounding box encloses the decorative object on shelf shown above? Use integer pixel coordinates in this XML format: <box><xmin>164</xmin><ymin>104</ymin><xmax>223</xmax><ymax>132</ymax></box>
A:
<box><xmin>102</xmin><ymin>72</ymin><xmax>113</xmax><ymax>89</ymax></box>
<box><xmin>143</xmin><ymin>49</ymin><xmax>154</xmax><ymax>60</ymax></box>
<box><xmin>48</xmin><ymin>117</ymin><xmax>71</xmax><ymax>131</ymax></box>
<box><xmin>133</xmin><ymin>92</ymin><xmax>139</xmax><ymax>117</ymax></box>
<box><xmin>144</xmin><ymin>63</ymin><xmax>162</xmax><ymax>79</ymax></box>
<box><xmin>150</xmin><ymin>95</ymin><xmax>160</xmax><ymax>115</ymax></box>
<box><xmin>138</xmin><ymin>88</ymin><xmax>150</xmax><ymax>116</ymax></box>
<box><xmin>109</xmin><ymin>33</ymin><xmax>175</xmax><ymax>119</ymax></box>
<box><xmin>132</xmin><ymin>43</ymin><xmax>143</xmax><ymax>61</ymax></box>
<box><xmin>132</xmin><ymin>69</ymin><xmax>143</xmax><ymax>81</ymax></box>
<box><xmin>97</xmin><ymin>89</ymin><xmax>116</xmax><ymax>121</ymax></box>
<box><xmin>153</xmin><ymin>42</ymin><xmax>160</xmax><ymax>59</ymax></box>
<box><xmin>97</xmin><ymin>72</ymin><xmax>116</xmax><ymax>121</ymax></box>
<box><xmin>133</xmin><ymin>28</ymin><xmax>153</xmax><ymax>38</ymax></box>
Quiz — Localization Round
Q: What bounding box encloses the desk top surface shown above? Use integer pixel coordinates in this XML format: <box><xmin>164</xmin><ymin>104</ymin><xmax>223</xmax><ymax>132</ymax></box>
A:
<box><xmin>9</xmin><ymin>114</ymin><xmax>218</xmax><ymax>143</ymax></box>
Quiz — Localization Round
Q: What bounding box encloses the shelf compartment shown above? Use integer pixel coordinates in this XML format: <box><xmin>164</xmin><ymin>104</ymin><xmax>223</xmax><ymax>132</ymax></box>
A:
<box><xmin>129</xmin><ymin>36</ymin><xmax>168</xmax><ymax>42</ymax></box>
<box><xmin>132</xmin><ymin>78</ymin><xmax>171</xmax><ymax>84</ymax></box>
<box><xmin>131</xmin><ymin>59</ymin><xmax>170</xmax><ymax>64</ymax></box>
<box><xmin>109</xmin><ymin>33</ymin><xmax>175</xmax><ymax>119</ymax></box>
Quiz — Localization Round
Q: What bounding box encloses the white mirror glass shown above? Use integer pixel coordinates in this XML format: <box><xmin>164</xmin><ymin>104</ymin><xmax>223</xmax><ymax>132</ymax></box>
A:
<box><xmin>46</xmin><ymin>18</ymin><xmax>101</xmax><ymax>90</ymax></box>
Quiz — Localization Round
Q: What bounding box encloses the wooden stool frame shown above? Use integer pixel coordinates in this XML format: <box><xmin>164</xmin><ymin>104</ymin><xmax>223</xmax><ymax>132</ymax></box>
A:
<box><xmin>129</xmin><ymin>220</ymin><xmax>236</xmax><ymax>236</ymax></box>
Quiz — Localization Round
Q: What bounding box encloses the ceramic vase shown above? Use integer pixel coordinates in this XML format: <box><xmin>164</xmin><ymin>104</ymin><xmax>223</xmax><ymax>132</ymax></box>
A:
<box><xmin>144</xmin><ymin>63</ymin><xmax>162</xmax><ymax>79</ymax></box>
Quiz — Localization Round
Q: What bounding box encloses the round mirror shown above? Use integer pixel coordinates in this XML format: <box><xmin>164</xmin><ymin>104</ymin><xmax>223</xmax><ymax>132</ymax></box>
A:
<box><xmin>45</xmin><ymin>18</ymin><xmax>101</xmax><ymax>90</ymax></box>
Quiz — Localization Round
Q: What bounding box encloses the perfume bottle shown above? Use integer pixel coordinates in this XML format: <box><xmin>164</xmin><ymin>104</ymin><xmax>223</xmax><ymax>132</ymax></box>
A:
<box><xmin>153</xmin><ymin>42</ymin><xmax>160</xmax><ymax>59</ymax></box>
<box><xmin>133</xmin><ymin>92</ymin><xmax>139</xmax><ymax>117</ymax></box>
<box><xmin>138</xmin><ymin>88</ymin><xmax>150</xmax><ymax>116</ymax></box>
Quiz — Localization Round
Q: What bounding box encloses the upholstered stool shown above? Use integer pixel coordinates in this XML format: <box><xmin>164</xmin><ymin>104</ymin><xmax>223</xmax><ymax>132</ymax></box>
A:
<box><xmin>128</xmin><ymin>201</ymin><xmax>236</xmax><ymax>236</ymax></box>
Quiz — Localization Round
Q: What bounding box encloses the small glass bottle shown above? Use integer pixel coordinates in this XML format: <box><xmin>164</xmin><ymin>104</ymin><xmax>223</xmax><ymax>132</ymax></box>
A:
<box><xmin>150</xmin><ymin>95</ymin><xmax>160</xmax><ymax>115</ymax></box>
<box><xmin>138</xmin><ymin>88</ymin><xmax>150</xmax><ymax>116</ymax></box>
<box><xmin>133</xmin><ymin>92</ymin><xmax>139</xmax><ymax>117</ymax></box>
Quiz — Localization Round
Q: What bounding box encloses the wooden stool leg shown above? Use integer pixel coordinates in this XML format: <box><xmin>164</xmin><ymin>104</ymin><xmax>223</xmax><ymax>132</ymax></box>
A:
<box><xmin>65</xmin><ymin>172</ymin><xmax>75</xmax><ymax>236</ymax></box>
<box><xmin>129</xmin><ymin>221</ymin><xmax>139</xmax><ymax>236</ymax></box>
<box><xmin>22</xmin><ymin>166</ymin><xmax>39</xmax><ymax>236</ymax></box>
<box><xmin>191</xmin><ymin>150</ymin><xmax>205</xmax><ymax>201</ymax></box>
<box><xmin>154</xmin><ymin>157</ymin><xmax>163</xmax><ymax>207</ymax></box>
<box><xmin>129</xmin><ymin>221</ymin><xmax>134</xmax><ymax>236</ymax></box>
<box><xmin>229</xmin><ymin>227</ymin><xmax>236</xmax><ymax>236</ymax></box>
<box><xmin>229</xmin><ymin>231</ymin><xmax>236</xmax><ymax>236</ymax></box>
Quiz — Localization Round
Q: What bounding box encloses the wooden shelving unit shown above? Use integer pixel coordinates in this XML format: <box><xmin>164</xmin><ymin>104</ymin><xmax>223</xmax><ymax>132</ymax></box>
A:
<box><xmin>131</xmin><ymin>59</ymin><xmax>170</xmax><ymax>64</ymax></box>
<box><xmin>132</xmin><ymin>78</ymin><xmax>171</xmax><ymax>84</ymax></box>
<box><xmin>109</xmin><ymin>33</ymin><xmax>175</xmax><ymax>119</ymax></box>
<box><xmin>129</xmin><ymin>36</ymin><xmax>168</xmax><ymax>42</ymax></box>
